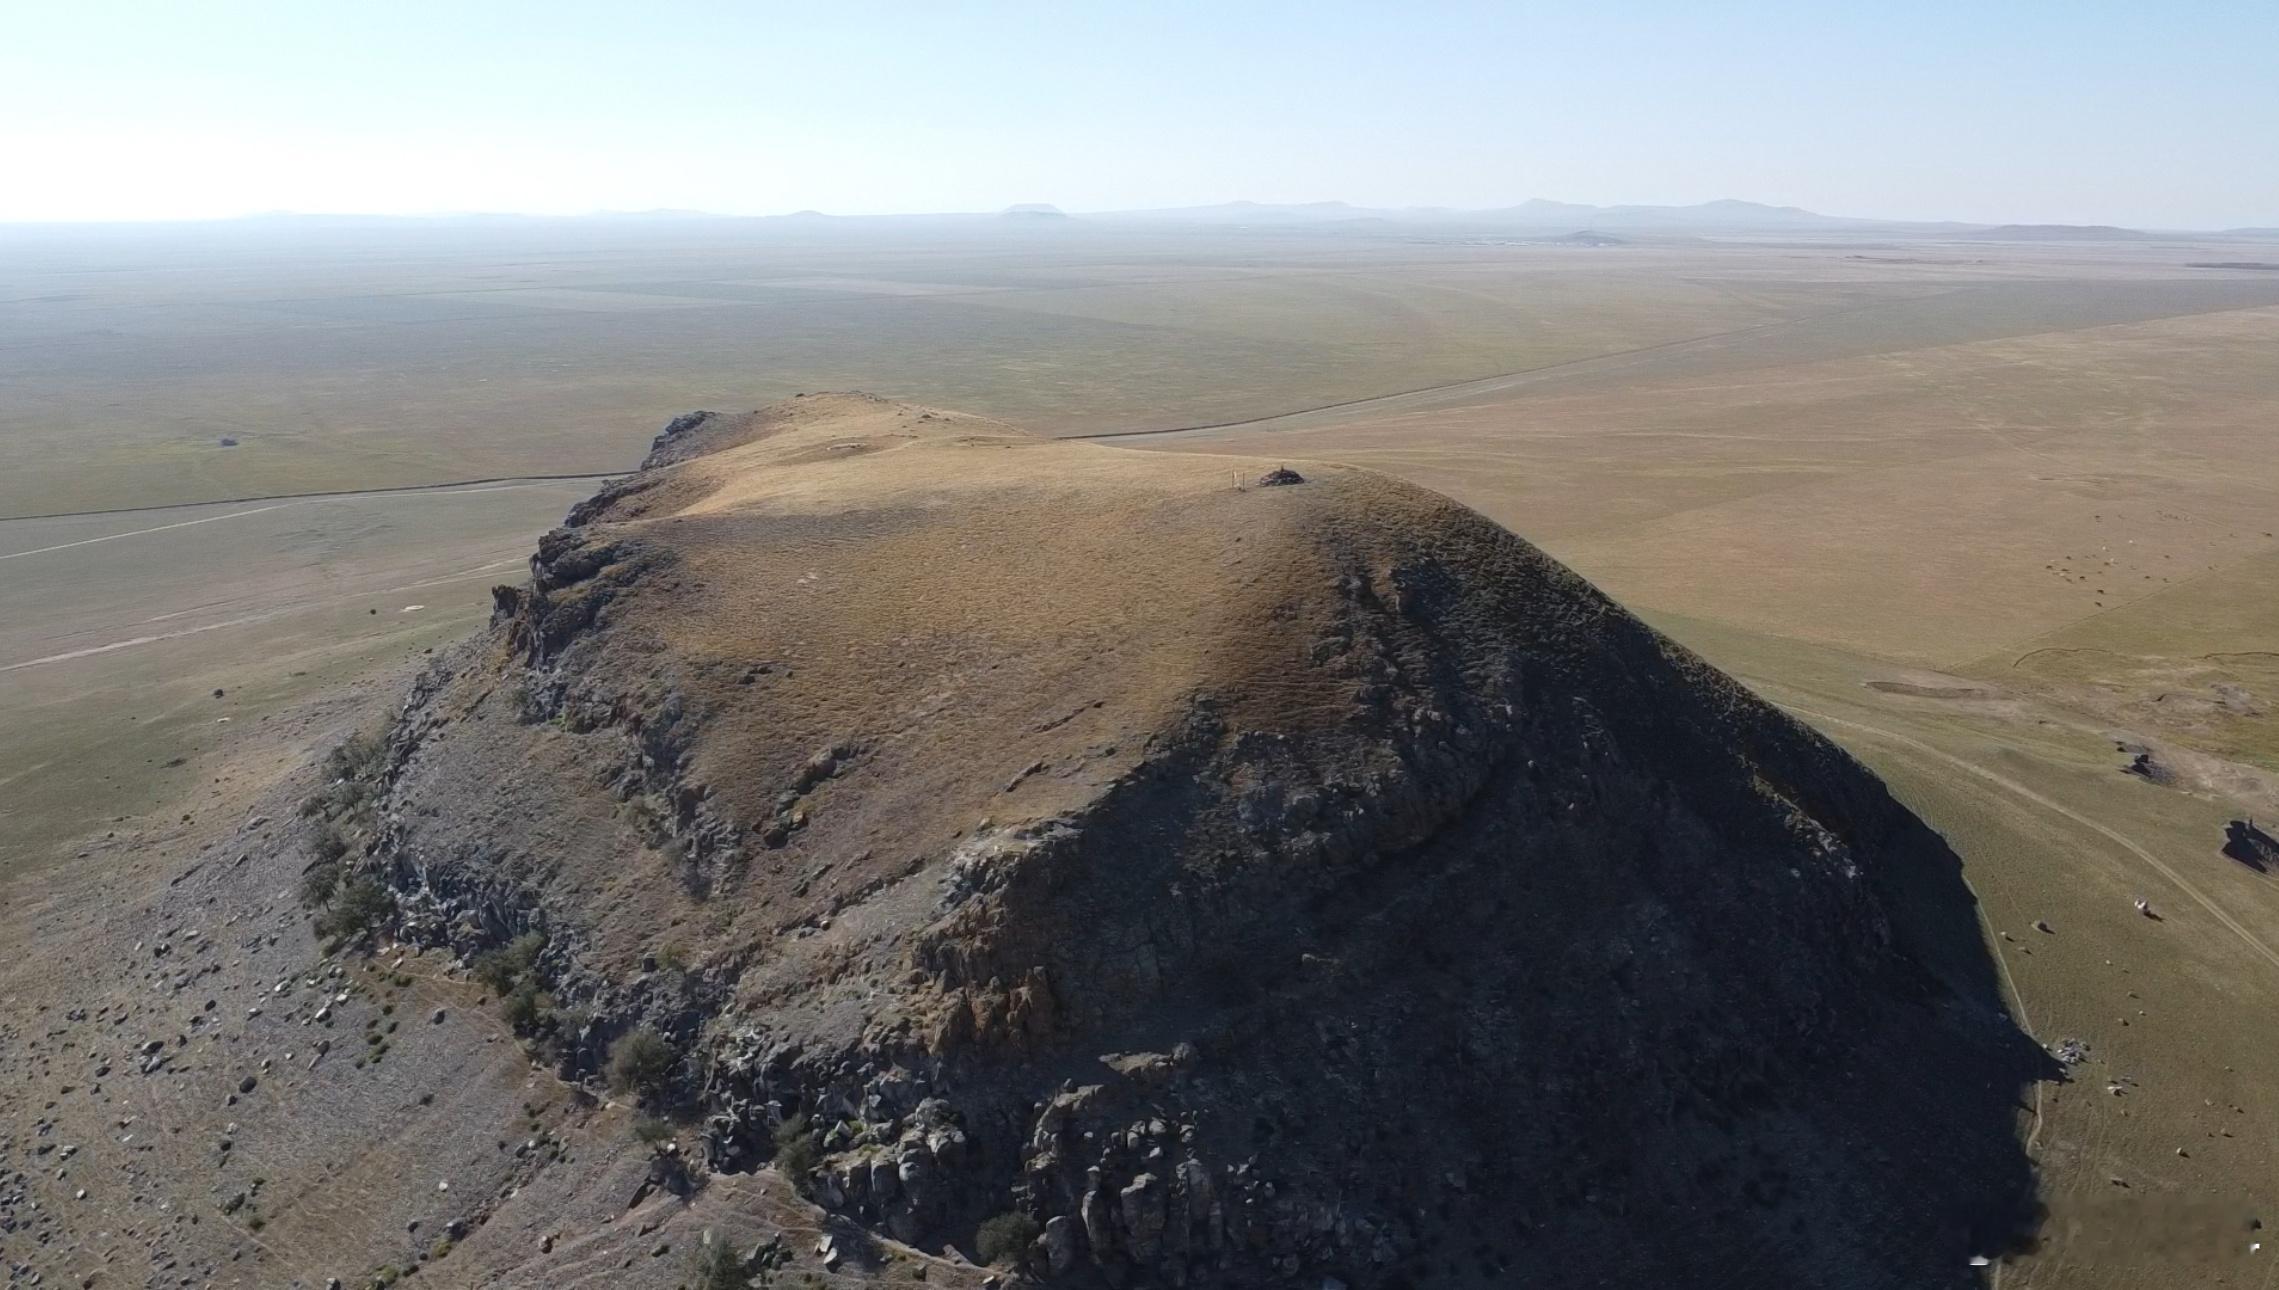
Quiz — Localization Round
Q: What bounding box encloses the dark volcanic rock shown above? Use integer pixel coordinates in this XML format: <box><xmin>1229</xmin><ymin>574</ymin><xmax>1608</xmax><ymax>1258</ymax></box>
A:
<box><xmin>2224</xmin><ymin>819</ymin><xmax>2277</xmax><ymax>873</ymax></box>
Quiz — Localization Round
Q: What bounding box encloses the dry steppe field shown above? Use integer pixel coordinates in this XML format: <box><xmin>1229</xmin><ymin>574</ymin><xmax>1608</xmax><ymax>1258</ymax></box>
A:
<box><xmin>5</xmin><ymin>218</ymin><xmax>2278</xmax><ymax>1287</ymax></box>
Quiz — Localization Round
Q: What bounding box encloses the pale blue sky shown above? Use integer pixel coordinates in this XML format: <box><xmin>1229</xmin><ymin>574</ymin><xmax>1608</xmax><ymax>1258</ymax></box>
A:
<box><xmin>3</xmin><ymin>0</ymin><xmax>2272</xmax><ymax>226</ymax></box>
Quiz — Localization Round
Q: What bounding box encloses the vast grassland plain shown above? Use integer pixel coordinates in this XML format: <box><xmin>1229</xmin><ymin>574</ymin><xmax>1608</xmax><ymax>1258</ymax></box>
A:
<box><xmin>5</xmin><ymin>217</ymin><xmax>2277</xmax><ymax>1286</ymax></box>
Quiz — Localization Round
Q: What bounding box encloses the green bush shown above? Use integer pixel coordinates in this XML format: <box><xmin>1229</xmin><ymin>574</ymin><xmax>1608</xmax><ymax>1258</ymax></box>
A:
<box><xmin>315</xmin><ymin>877</ymin><xmax>396</xmax><ymax>946</ymax></box>
<box><xmin>688</xmin><ymin>1239</ymin><xmax>749</xmax><ymax>1290</ymax></box>
<box><xmin>325</xmin><ymin>729</ymin><xmax>388</xmax><ymax>784</ymax></box>
<box><xmin>771</xmin><ymin>1114</ymin><xmax>819</xmax><ymax>1192</ymax></box>
<box><xmin>473</xmin><ymin>932</ymin><xmax>545</xmax><ymax>995</ymax></box>
<box><xmin>301</xmin><ymin>723</ymin><xmax>394</xmax><ymax>837</ymax></box>
<box><xmin>502</xmin><ymin>980</ymin><xmax>547</xmax><ymax>1034</ymax></box>
<box><xmin>633</xmin><ymin>1114</ymin><xmax>674</xmax><ymax>1151</ymax></box>
<box><xmin>299</xmin><ymin>858</ymin><xmax>343</xmax><ymax>907</ymax></box>
<box><xmin>605</xmin><ymin>1028</ymin><xmax>676</xmax><ymax>1100</ymax></box>
<box><xmin>311</xmin><ymin>822</ymin><xmax>351</xmax><ymax>864</ymax></box>
<box><xmin>975</xmin><ymin>1210</ymin><xmax>1040</xmax><ymax>1266</ymax></box>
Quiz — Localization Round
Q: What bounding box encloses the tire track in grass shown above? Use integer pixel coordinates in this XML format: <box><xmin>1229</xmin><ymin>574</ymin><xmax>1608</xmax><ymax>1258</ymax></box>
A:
<box><xmin>0</xmin><ymin>502</ymin><xmax>311</xmax><ymax>561</ymax></box>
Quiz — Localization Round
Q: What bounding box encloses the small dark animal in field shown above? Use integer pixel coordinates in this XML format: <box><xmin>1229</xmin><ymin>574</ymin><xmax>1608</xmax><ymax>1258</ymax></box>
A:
<box><xmin>218</xmin><ymin>436</ymin><xmax>238</xmax><ymax>447</ymax></box>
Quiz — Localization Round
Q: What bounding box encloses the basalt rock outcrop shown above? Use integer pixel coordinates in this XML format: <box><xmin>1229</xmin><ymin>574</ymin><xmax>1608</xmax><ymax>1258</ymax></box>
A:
<box><xmin>345</xmin><ymin>394</ymin><xmax>2046</xmax><ymax>1287</ymax></box>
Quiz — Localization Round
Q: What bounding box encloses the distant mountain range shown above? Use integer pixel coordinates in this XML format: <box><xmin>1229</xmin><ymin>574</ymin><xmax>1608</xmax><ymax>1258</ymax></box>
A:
<box><xmin>675</xmin><ymin>200</ymin><xmax>2276</xmax><ymax>238</ymax></box>
<box><xmin>23</xmin><ymin>202</ymin><xmax>2276</xmax><ymax>239</ymax></box>
<box><xmin>1103</xmin><ymin>197</ymin><xmax>1879</xmax><ymax>230</ymax></box>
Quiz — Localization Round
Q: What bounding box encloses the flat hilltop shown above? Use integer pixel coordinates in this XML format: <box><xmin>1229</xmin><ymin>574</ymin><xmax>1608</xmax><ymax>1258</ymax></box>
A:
<box><xmin>126</xmin><ymin>393</ymin><xmax>2045</xmax><ymax>1287</ymax></box>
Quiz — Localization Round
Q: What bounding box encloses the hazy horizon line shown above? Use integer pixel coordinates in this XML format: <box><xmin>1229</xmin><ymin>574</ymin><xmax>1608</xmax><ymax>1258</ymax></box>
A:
<box><xmin>5</xmin><ymin>196</ymin><xmax>2272</xmax><ymax>234</ymax></box>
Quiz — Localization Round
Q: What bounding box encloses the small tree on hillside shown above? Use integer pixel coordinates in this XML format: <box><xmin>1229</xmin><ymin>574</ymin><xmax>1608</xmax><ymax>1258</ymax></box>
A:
<box><xmin>771</xmin><ymin>1114</ymin><xmax>819</xmax><ymax>1195</ymax></box>
<box><xmin>472</xmin><ymin>932</ymin><xmax>545</xmax><ymax>995</ymax></box>
<box><xmin>605</xmin><ymin>1028</ymin><xmax>676</xmax><ymax>1102</ymax></box>
<box><xmin>976</xmin><ymin>1210</ymin><xmax>1041</xmax><ymax>1266</ymax></box>
<box><xmin>299</xmin><ymin>858</ymin><xmax>343</xmax><ymax>907</ymax></box>
<box><xmin>688</xmin><ymin>1237</ymin><xmax>750</xmax><ymax>1290</ymax></box>
<box><xmin>315</xmin><ymin>876</ymin><xmax>395</xmax><ymax>947</ymax></box>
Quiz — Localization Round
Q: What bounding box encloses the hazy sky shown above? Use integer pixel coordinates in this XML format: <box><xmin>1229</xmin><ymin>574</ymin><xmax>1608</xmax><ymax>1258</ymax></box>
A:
<box><xmin>4</xmin><ymin>0</ymin><xmax>2273</xmax><ymax>226</ymax></box>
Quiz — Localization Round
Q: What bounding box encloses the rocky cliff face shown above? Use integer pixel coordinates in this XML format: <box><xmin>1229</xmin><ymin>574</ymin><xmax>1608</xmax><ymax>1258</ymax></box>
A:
<box><xmin>342</xmin><ymin>395</ymin><xmax>2044</xmax><ymax>1287</ymax></box>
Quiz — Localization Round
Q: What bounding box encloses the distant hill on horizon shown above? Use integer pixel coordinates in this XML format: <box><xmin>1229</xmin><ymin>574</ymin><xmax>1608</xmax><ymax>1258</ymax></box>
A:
<box><xmin>1094</xmin><ymin>196</ymin><xmax>1928</xmax><ymax>231</ymax></box>
<box><xmin>1536</xmin><ymin>229</ymin><xmax>1629</xmax><ymax>246</ymax></box>
<box><xmin>81</xmin><ymin>197</ymin><xmax>1954</xmax><ymax>233</ymax></box>
<box><xmin>1965</xmin><ymin>223</ymin><xmax>2153</xmax><ymax>241</ymax></box>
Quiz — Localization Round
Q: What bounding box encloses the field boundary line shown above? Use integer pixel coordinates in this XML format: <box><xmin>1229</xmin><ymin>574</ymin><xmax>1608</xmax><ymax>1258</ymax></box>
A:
<box><xmin>0</xmin><ymin>472</ymin><xmax>620</xmax><ymax>525</ymax></box>
<box><xmin>1066</xmin><ymin>307</ymin><xmax>1890</xmax><ymax>442</ymax></box>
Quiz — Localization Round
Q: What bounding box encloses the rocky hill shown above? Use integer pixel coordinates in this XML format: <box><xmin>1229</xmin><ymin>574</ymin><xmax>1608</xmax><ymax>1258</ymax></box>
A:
<box><xmin>337</xmin><ymin>393</ymin><xmax>2044</xmax><ymax>1286</ymax></box>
